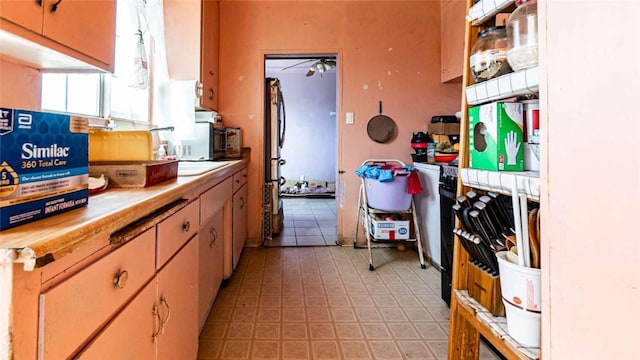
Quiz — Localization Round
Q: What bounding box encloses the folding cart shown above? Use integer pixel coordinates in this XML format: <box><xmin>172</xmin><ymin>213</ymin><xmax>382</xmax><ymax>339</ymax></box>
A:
<box><xmin>355</xmin><ymin>159</ymin><xmax>427</xmax><ymax>271</ymax></box>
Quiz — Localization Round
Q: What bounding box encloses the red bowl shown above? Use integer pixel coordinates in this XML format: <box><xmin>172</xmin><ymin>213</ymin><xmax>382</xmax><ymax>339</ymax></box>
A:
<box><xmin>434</xmin><ymin>153</ymin><xmax>458</xmax><ymax>163</ymax></box>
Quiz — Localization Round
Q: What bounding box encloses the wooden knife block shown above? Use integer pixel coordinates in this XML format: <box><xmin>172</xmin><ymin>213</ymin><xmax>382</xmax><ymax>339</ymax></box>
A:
<box><xmin>467</xmin><ymin>259</ymin><xmax>505</xmax><ymax>317</ymax></box>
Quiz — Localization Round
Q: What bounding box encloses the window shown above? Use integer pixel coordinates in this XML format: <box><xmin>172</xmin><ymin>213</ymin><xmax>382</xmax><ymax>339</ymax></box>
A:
<box><xmin>41</xmin><ymin>0</ymin><xmax>150</xmax><ymax>123</ymax></box>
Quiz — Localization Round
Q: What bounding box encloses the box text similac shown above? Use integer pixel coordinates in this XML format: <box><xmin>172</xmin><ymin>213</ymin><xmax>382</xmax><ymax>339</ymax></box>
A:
<box><xmin>0</xmin><ymin>108</ymin><xmax>89</xmax><ymax>230</ymax></box>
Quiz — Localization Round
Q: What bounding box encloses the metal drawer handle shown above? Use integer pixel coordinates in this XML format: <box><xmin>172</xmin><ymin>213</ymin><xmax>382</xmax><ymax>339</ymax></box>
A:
<box><xmin>50</xmin><ymin>0</ymin><xmax>62</xmax><ymax>12</ymax></box>
<box><xmin>160</xmin><ymin>295</ymin><xmax>171</xmax><ymax>329</ymax></box>
<box><xmin>240</xmin><ymin>197</ymin><xmax>245</xmax><ymax>209</ymax></box>
<box><xmin>152</xmin><ymin>304</ymin><xmax>162</xmax><ymax>341</ymax></box>
<box><xmin>113</xmin><ymin>270</ymin><xmax>129</xmax><ymax>289</ymax></box>
<box><xmin>209</xmin><ymin>88</ymin><xmax>215</xmax><ymax>100</ymax></box>
<box><xmin>209</xmin><ymin>227</ymin><xmax>218</xmax><ymax>247</ymax></box>
<box><xmin>182</xmin><ymin>221</ymin><xmax>191</xmax><ymax>233</ymax></box>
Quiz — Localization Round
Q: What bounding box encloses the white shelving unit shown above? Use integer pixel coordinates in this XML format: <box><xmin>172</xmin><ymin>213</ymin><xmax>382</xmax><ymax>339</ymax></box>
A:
<box><xmin>466</xmin><ymin>0</ymin><xmax>514</xmax><ymax>25</ymax></box>
<box><xmin>460</xmin><ymin>168</ymin><xmax>540</xmax><ymax>201</ymax></box>
<box><xmin>448</xmin><ymin>0</ymin><xmax>542</xmax><ymax>358</ymax></box>
<box><xmin>466</xmin><ymin>66</ymin><xmax>539</xmax><ymax>106</ymax></box>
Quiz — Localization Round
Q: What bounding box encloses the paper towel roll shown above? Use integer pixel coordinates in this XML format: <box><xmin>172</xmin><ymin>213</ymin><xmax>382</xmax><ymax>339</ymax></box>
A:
<box><xmin>157</xmin><ymin>80</ymin><xmax>197</xmax><ymax>141</ymax></box>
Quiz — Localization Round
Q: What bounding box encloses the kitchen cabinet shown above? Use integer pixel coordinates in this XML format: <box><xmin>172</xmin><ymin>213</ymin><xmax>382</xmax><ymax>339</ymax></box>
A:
<box><xmin>197</xmin><ymin>177</ymin><xmax>232</xmax><ymax>329</ymax></box>
<box><xmin>164</xmin><ymin>0</ymin><xmax>219</xmax><ymax>110</ymax></box>
<box><xmin>441</xmin><ymin>0</ymin><xmax>466</xmax><ymax>82</ymax></box>
<box><xmin>231</xmin><ymin>168</ymin><xmax>248</xmax><ymax>271</ymax></box>
<box><xmin>76</xmin><ymin>204</ymin><xmax>200</xmax><ymax>359</ymax></box>
<box><xmin>38</xmin><ymin>228</ymin><xmax>156</xmax><ymax>359</ymax></box>
<box><xmin>0</xmin><ymin>159</ymin><xmax>247</xmax><ymax>359</ymax></box>
<box><xmin>156</xmin><ymin>236</ymin><xmax>199</xmax><ymax>360</ymax></box>
<box><xmin>0</xmin><ymin>0</ymin><xmax>116</xmax><ymax>71</ymax></box>
<box><xmin>74</xmin><ymin>277</ymin><xmax>157</xmax><ymax>359</ymax></box>
<box><xmin>447</xmin><ymin>1</ymin><xmax>541</xmax><ymax>359</ymax></box>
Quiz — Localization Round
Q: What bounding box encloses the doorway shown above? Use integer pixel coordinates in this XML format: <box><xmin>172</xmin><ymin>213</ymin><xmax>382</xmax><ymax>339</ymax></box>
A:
<box><xmin>264</xmin><ymin>55</ymin><xmax>338</xmax><ymax>247</ymax></box>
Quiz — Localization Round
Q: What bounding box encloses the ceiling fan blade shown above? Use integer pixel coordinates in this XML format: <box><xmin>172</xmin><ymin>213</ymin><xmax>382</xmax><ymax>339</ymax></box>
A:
<box><xmin>305</xmin><ymin>68</ymin><xmax>315</xmax><ymax>77</ymax></box>
<box><xmin>281</xmin><ymin>59</ymin><xmax>315</xmax><ymax>71</ymax></box>
<box><xmin>323</xmin><ymin>59</ymin><xmax>337</xmax><ymax>67</ymax></box>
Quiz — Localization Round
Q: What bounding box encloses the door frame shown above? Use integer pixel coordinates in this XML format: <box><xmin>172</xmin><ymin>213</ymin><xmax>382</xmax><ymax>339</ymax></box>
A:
<box><xmin>262</xmin><ymin>50</ymin><xmax>343</xmax><ymax>245</ymax></box>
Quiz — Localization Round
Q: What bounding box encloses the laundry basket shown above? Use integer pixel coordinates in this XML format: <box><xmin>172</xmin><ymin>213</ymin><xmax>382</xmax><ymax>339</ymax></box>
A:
<box><xmin>364</xmin><ymin>173</ymin><xmax>412</xmax><ymax>211</ymax></box>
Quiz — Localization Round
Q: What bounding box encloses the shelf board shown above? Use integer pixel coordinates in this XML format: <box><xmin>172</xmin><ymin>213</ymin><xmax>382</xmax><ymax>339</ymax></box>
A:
<box><xmin>466</xmin><ymin>0</ymin><xmax>515</xmax><ymax>25</ymax></box>
<box><xmin>455</xmin><ymin>290</ymin><xmax>540</xmax><ymax>360</ymax></box>
<box><xmin>460</xmin><ymin>168</ymin><xmax>540</xmax><ymax>201</ymax></box>
<box><xmin>466</xmin><ymin>66</ymin><xmax>539</xmax><ymax>106</ymax></box>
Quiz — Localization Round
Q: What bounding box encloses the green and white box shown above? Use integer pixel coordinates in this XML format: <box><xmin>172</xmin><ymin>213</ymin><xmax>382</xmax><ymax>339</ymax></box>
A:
<box><xmin>468</xmin><ymin>102</ymin><xmax>524</xmax><ymax>171</ymax></box>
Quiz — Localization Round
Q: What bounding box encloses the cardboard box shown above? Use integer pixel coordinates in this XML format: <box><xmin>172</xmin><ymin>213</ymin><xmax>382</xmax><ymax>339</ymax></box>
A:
<box><xmin>468</xmin><ymin>102</ymin><xmax>524</xmax><ymax>171</ymax></box>
<box><xmin>367</xmin><ymin>213</ymin><xmax>410</xmax><ymax>240</ymax></box>
<box><xmin>89</xmin><ymin>160</ymin><xmax>178</xmax><ymax>188</ymax></box>
<box><xmin>0</xmin><ymin>108</ymin><xmax>89</xmax><ymax>230</ymax></box>
<box><xmin>428</xmin><ymin>122</ymin><xmax>460</xmax><ymax>135</ymax></box>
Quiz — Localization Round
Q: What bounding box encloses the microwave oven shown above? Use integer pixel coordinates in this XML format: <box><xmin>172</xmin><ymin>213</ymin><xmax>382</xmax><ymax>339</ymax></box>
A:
<box><xmin>175</xmin><ymin>121</ymin><xmax>227</xmax><ymax>160</ymax></box>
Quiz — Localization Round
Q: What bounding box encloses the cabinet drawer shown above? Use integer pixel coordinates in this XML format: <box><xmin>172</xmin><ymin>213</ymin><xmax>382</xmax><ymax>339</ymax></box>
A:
<box><xmin>200</xmin><ymin>177</ymin><xmax>232</xmax><ymax>222</ymax></box>
<box><xmin>157</xmin><ymin>200</ymin><xmax>200</xmax><ymax>268</ymax></box>
<box><xmin>38</xmin><ymin>228</ymin><xmax>156</xmax><ymax>359</ymax></box>
<box><xmin>232</xmin><ymin>167</ymin><xmax>248</xmax><ymax>193</ymax></box>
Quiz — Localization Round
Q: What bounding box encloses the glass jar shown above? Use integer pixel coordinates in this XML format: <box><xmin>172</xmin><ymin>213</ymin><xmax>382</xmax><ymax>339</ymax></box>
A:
<box><xmin>469</xmin><ymin>26</ymin><xmax>513</xmax><ymax>83</ymax></box>
<box><xmin>507</xmin><ymin>0</ymin><xmax>538</xmax><ymax>71</ymax></box>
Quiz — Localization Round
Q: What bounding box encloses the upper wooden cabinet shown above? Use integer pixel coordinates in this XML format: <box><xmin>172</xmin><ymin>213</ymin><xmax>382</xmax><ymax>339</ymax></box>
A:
<box><xmin>164</xmin><ymin>0</ymin><xmax>219</xmax><ymax>111</ymax></box>
<box><xmin>441</xmin><ymin>0</ymin><xmax>466</xmax><ymax>82</ymax></box>
<box><xmin>0</xmin><ymin>0</ymin><xmax>116</xmax><ymax>72</ymax></box>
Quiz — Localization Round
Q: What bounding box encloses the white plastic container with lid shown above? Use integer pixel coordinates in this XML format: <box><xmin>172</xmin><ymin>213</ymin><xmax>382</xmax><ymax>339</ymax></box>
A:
<box><xmin>507</xmin><ymin>0</ymin><xmax>539</xmax><ymax>71</ymax></box>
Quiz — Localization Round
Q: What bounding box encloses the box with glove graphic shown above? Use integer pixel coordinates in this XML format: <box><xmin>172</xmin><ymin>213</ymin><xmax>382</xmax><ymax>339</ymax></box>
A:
<box><xmin>468</xmin><ymin>102</ymin><xmax>524</xmax><ymax>171</ymax></box>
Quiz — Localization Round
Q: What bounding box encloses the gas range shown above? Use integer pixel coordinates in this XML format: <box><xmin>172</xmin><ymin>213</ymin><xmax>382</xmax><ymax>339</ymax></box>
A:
<box><xmin>439</xmin><ymin>164</ymin><xmax>459</xmax><ymax>192</ymax></box>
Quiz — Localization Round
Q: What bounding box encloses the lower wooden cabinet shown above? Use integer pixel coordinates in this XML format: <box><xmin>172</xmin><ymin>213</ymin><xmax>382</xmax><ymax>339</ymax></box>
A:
<box><xmin>198</xmin><ymin>210</ymin><xmax>224</xmax><ymax>329</ymax></box>
<box><xmin>77</xmin><ymin>237</ymin><xmax>199</xmax><ymax>359</ymax></box>
<box><xmin>232</xmin><ymin>183</ymin><xmax>248</xmax><ymax>270</ymax></box>
<box><xmin>38</xmin><ymin>228</ymin><xmax>156</xmax><ymax>359</ymax></box>
<box><xmin>156</xmin><ymin>236</ymin><xmax>199</xmax><ymax>360</ymax></box>
<box><xmin>75</xmin><ymin>278</ymin><xmax>157</xmax><ymax>359</ymax></box>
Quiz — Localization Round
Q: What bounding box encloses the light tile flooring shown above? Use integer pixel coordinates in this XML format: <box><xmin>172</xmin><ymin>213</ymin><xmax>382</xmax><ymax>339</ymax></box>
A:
<box><xmin>198</xmin><ymin>246</ymin><xmax>501</xmax><ymax>359</ymax></box>
<box><xmin>269</xmin><ymin>197</ymin><xmax>338</xmax><ymax>247</ymax></box>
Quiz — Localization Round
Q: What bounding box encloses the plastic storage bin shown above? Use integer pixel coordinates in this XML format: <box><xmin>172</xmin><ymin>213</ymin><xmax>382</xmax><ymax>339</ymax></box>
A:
<box><xmin>364</xmin><ymin>175</ymin><xmax>412</xmax><ymax>211</ymax></box>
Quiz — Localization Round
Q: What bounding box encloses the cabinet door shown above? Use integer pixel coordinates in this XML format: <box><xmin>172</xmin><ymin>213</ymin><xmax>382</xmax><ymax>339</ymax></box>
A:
<box><xmin>39</xmin><ymin>229</ymin><xmax>156</xmax><ymax>359</ymax></box>
<box><xmin>41</xmin><ymin>0</ymin><xmax>116</xmax><ymax>67</ymax></box>
<box><xmin>0</xmin><ymin>0</ymin><xmax>43</xmax><ymax>33</ymax></box>
<box><xmin>157</xmin><ymin>236</ymin><xmax>199</xmax><ymax>360</ymax></box>
<box><xmin>441</xmin><ymin>0</ymin><xmax>466</xmax><ymax>82</ymax></box>
<box><xmin>200</xmin><ymin>0</ymin><xmax>219</xmax><ymax>110</ymax></box>
<box><xmin>75</xmin><ymin>279</ymin><xmax>157</xmax><ymax>359</ymax></box>
<box><xmin>198</xmin><ymin>210</ymin><xmax>224</xmax><ymax>329</ymax></box>
<box><xmin>232</xmin><ymin>184</ymin><xmax>247</xmax><ymax>270</ymax></box>
<box><xmin>164</xmin><ymin>0</ymin><xmax>201</xmax><ymax>81</ymax></box>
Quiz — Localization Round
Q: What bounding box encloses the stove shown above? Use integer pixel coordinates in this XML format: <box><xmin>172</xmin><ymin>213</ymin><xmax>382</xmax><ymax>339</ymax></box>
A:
<box><xmin>438</xmin><ymin>164</ymin><xmax>458</xmax><ymax>306</ymax></box>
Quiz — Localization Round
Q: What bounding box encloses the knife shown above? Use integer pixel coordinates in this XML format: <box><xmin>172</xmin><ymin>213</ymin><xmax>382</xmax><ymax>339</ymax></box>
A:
<box><xmin>488</xmin><ymin>191</ymin><xmax>514</xmax><ymax>230</ymax></box>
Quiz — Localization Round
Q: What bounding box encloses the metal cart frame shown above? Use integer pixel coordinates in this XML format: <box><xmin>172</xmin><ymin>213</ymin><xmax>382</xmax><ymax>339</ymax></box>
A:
<box><xmin>355</xmin><ymin>159</ymin><xmax>427</xmax><ymax>271</ymax></box>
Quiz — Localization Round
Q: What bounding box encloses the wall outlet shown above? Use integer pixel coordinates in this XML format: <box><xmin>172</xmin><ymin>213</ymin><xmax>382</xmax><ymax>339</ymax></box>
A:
<box><xmin>346</xmin><ymin>112</ymin><xmax>354</xmax><ymax>124</ymax></box>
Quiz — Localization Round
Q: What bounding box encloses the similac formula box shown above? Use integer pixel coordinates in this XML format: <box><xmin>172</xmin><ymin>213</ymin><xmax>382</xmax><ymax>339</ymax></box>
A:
<box><xmin>468</xmin><ymin>102</ymin><xmax>524</xmax><ymax>171</ymax></box>
<box><xmin>0</xmin><ymin>108</ymin><xmax>89</xmax><ymax>230</ymax></box>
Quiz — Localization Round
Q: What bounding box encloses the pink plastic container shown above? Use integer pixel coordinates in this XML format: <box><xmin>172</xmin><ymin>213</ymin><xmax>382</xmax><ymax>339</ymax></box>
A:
<box><xmin>364</xmin><ymin>174</ymin><xmax>412</xmax><ymax>211</ymax></box>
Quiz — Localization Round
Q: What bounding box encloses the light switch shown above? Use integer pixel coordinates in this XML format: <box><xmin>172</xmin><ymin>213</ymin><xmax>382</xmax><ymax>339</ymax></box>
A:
<box><xmin>346</xmin><ymin>112</ymin><xmax>354</xmax><ymax>124</ymax></box>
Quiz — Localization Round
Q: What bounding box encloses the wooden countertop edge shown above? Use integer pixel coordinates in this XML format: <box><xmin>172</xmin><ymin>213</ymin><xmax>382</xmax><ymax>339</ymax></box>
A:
<box><xmin>0</xmin><ymin>159</ymin><xmax>248</xmax><ymax>269</ymax></box>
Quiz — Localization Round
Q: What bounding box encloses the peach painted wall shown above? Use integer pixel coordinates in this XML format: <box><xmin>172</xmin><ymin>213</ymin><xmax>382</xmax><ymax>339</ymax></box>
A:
<box><xmin>540</xmin><ymin>0</ymin><xmax>640</xmax><ymax>357</ymax></box>
<box><xmin>218</xmin><ymin>0</ymin><xmax>462</xmax><ymax>246</ymax></box>
<box><xmin>0</xmin><ymin>58</ymin><xmax>41</xmax><ymax>109</ymax></box>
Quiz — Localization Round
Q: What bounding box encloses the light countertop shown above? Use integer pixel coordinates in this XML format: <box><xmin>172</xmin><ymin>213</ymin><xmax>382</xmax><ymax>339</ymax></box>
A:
<box><xmin>0</xmin><ymin>159</ymin><xmax>247</xmax><ymax>270</ymax></box>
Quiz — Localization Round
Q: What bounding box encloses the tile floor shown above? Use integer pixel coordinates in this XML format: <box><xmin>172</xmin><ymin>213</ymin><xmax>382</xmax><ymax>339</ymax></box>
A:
<box><xmin>269</xmin><ymin>197</ymin><xmax>338</xmax><ymax>247</ymax></box>
<box><xmin>198</xmin><ymin>245</ymin><xmax>501</xmax><ymax>359</ymax></box>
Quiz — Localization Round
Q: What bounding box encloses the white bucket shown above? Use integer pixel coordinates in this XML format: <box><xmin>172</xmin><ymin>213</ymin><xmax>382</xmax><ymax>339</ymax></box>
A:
<box><xmin>496</xmin><ymin>251</ymin><xmax>541</xmax><ymax>347</ymax></box>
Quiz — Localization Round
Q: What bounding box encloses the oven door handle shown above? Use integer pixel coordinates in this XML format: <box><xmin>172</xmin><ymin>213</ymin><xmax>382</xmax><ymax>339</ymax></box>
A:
<box><xmin>439</xmin><ymin>186</ymin><xmax>457</xmax><ymax>199</ymax></box>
